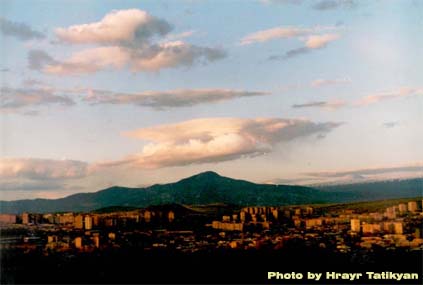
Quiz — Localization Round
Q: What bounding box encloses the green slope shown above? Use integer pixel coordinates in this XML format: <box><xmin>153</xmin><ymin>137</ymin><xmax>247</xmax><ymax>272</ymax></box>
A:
<box><xmin>0</xmin><ymin>172</ymin><xmax>421</xmax><ymax>214</ymax></box>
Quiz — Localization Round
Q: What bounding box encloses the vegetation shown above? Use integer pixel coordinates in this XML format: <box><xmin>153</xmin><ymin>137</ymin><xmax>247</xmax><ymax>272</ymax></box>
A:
<box><xmin>0</xmin><ymin>172</ymin><xmax>421</xmax><ymax>214</ymax></box>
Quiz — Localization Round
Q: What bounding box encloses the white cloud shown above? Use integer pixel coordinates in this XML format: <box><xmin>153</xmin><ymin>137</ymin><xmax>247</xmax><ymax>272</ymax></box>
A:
<box><xmin>84</xmin><ymin>88</ymin><xmax>269</xmax><ymax>108</ymax></box>
<box><xmin>55</xmin><ymin>9</ymin><xmax>172</xmax><ymax>45</ymax></box>
<box><xmin>94</xmin><ymin>117</ymin><xmax>342</xmax><ymax>169</ymax></box>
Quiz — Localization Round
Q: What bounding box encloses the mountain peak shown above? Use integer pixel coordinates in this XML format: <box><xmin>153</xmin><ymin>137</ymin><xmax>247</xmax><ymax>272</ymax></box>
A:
<box><xmin>178</xmin><ymin>171</ymin><xmax>223</xmax><ymax>184</ymax></box>
<box><xmin>195</xmin><ymin>171</ymin><xmax>221</xmax><ymax>178</ymax></box>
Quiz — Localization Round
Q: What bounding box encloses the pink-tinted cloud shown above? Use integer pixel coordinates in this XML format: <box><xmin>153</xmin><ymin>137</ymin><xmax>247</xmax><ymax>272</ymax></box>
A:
<box><xmin>240</xmin><ymin>26</ymin><xmax>312</xmax><ymax>45</ymax></box>
<box><xmin>40</xmin><ymin>42</ymin><xmax>225</xmax><ymax>75</ymax></box>
<box><xmin>55</xmin><ymin>9</ymin><xmax>172</xmax><ymax>45</ymax></box>
<box><xmin>0</xmin><ymin>86</ymin><xmax>75</xmax><ymax>113</ymax></box>
<box><xmin>304</xmin><ymin>163</ymin><xmax>423</xmax><ymax>178</ymax></box>
<box><xmin>245</xmin><ymin>25</ymin><xmax>342</xmax><ymax>60</ymax></box>
<box><xmin>35</xmin><ymin>9</ymin><xmax>225</xmax><ymax>75</ymax></box>
<box><xmin>356</xmin><ymin>87</ymin><xmax>423</xmax><ymax>106</ymax></box>
<box><xmin>311</xmin><ymin>78</ymin><xmax>351</xmax><ymax>87</ymax></box>
<box><xmin>43</xmin><ymin>46</ymin><xmax>129</xmax><ymax>75</ymax></box>
<box><xmin>94</xmin><ymin>117</ymin><xmax>342</xmax><ymax>169</ymax></box>
<box><xmin>304</xmin><ymin>33</ymin><xmax>340</xmax><ymax>49</ymax></box>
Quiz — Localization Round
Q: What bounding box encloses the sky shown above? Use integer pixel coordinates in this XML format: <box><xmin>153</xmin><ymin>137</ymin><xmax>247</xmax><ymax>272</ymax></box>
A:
<box><xmin>0</xmin><ymin>0</ymin><xmax>422</xmax><ymax>200</ymax></box>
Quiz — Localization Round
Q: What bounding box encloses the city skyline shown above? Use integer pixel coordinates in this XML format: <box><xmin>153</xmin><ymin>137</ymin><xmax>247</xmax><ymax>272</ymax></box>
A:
<box><xmin>1</xmin><ymin>0</ymin><xmax>423</xmax><ymax>200</ymax></box>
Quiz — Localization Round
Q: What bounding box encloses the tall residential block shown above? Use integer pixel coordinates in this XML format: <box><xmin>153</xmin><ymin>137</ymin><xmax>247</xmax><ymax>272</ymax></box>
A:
<box><xmin>350</xmin><ymin>219</ymin><xmax>360</xmax><ymax>232</ymax></box>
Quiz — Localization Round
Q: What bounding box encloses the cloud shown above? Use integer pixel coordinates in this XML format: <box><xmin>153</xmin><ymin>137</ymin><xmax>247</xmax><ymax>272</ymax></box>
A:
<box><xmin>240</xmin><ymin>27</ymin><xmax>312</xmax><ymax>45</ymax></box>
<box><xmin>304</xmin><ymin>33</ymin><xmax>340</xmax><ymax>49</ymax></box>
<box><xmin>267</xmin><ymin>162</ymin><xmax>422</xmax><ymax>186</ymax></box>
<box><xmin>312</xmin><ymin>0</ymin><xmax>356</xmax><ymax>10</ymax></box>
<box><xmin>0</xmin><ymin>158</ymin><xmax>92</xmax><ymax>195</ymax></box>
<box><xmin>264</xmin><ymin>177</ymin><xmax>317</xmax><ymax>185</ymax></box>
<box><xmin>22</xmin><ymin>110</ymin><xmax>41</xmax><ymax>116</ymax></box>
<box><xmin>3</xmin><ymin>85</ymin><xmax>264</xmax><ymax>112</ymax></box>
<box><xmin>38</xmin><ymin>9</ymin><xmax>225</xmax><ymax>75</ymax></box>
<box><xmin>282</xmin><ymin>33</ymin><xmax>340</xmax><ymax>59</ymax></box>
<box><xmin>40</xmin><ymin>46</ymin><xmax>129</xmax><ymax>74</ymax></box>
<box><xmin>240</xmin><ymin>25</ymin><xmax>339</xmax><ymax>45</ymax></box>
<box><xmin>261</xmin><ymin>0</ymin><xmax>356</xmax><ymax>9</ymax></box>
<box><xmin>292</xmin><ymin>100</ymin><xmax>346</xmax><ymax>109</ymax></box>
<box><xmin>84</xmin><ymin>88</ymin><xmax>269</xmax><ymax>108</ymax></box>
<box><xmin>55</xmin><ymin>9</ymin><xmax>172</xmax><ymax>45</ymax></box>
<box><xmin>22</xmin><ymin>79</ymin><xmax>45</xmax><ymax>87</ymax></box>
<box><xmin>311</xmin><ymin>78</ymin><xmax>351</xmax><ymax>87</ymax></box>
<box><xmin>383</xmin><ymin>121</ymin><xmax>400</xmax><ymax>128</ymax></box>
<box><xmin>287</xmin><ymin>86</ymin><xmax>421</xmax><ymax>112</ymax></box>
<box><xmin>0</xmin><ymin>86</ymin><xmax>75</xmax><ymax>113</ymax></box>
<box><xmin>355</xmin><ymin>87</ymin><xmax>423</xmax><ymax>106</ymax></box>
<box><xmin>35</xmin><ymin>42</ymin><xmax>225</xmax><ymax>75</ymax></box>
<box><xmin>128</xmin><ymin>41</ymin><xmax>226</xmax><ymax>72</ymax></box>
<box><xmin>255</xmin><ymin>27</ymin><xmax>341</xmax><ymax>60</ymax></box>
<box><xmin>95</xmin><ymin>117</ymin><xmax>342</xmax><ymax>169</ymax></box>
<box><xmin>304</xmin><ymin>164</ymin><xmax>423</xmax><ymax>179</ymax></box>
<box><xmin>163</xmin><ymin>30</ymin><xmax>196</xmax><ymax>42</ymax></box>
<box><xmin>260</xmin><ymin>0</ymin><xmax>303</xmax><ymax>4</ymax></box>
<box><xmin>0</xmin><ymin>180</ymin><xmax>65</xmax><ymax>191</ymax></box>
<box><xmin>269</xmin><ymin>47</ymin><xmax>311</xmax><ymax>60</ymax></box>
<box><xmin>28</xmin><ymin>50</ymin><xmax>56</xmax><ymax>70</ymax></box>
<box><xmin>0</xmin><ymin>158</ymin><xmax>90</xmax><ymax>180</ymax></box>
<box><xmin>0</xmin><ymin>17</ymin><xmax>45</xmax><ymax>41</ymax></box>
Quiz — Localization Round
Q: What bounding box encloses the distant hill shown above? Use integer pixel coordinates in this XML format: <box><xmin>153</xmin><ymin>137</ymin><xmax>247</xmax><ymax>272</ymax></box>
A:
<box><xmin>316</xmin><ymin>178</ymin><xmax>423</xmax><ymax>200</ymax></box>
<box><xmin>0</xmin><ymin>172</ymin><xmax>422</xmax><ymax>214</ymax></box>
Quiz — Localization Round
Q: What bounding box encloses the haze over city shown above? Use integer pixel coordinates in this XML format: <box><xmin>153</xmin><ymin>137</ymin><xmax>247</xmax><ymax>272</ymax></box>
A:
<box><xmin>1</xmin><ymin>0</ymin><xmax>422</xmax><ymax>200</ymax></box>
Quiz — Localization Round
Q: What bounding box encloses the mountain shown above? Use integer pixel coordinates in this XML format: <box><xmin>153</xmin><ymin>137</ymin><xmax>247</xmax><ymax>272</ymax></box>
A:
<box><xmin>0</xmin><ymin>172</ymin><xmax>422</xmax><ymax>214</ymax></box>
<box><xmin>316</xmin><ymin>177</ymin><xmax>423</xmax><ymax>200</ymax></box>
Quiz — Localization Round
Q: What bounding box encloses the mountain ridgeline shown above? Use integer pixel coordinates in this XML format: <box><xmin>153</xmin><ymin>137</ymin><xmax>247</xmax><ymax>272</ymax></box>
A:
<box><xmin>0</xmin><ymin>171</ymin><xmax>422</xmax><ymax>214</ymax></box>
